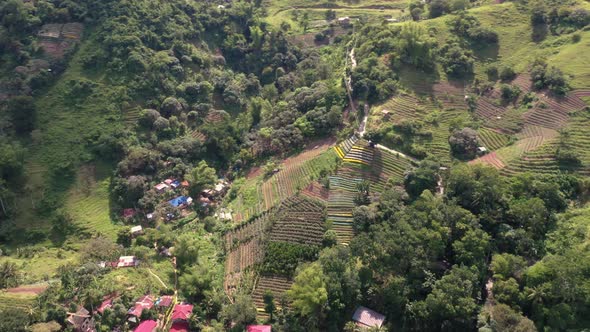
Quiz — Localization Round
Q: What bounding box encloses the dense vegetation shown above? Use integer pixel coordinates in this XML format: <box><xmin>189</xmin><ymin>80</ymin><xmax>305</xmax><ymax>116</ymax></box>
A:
<box><xmin>1</xmin><ymin>0</ymin><xmax>590</xmax><ymax>331</ymax></box>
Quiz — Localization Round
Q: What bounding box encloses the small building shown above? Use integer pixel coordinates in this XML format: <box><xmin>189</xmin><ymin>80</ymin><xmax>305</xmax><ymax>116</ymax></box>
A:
<box><xmin>170</xmin><ymin>180</ymin><xmax>181</xmax><ymax>189</ymax></box>
<box><xmin>133</xmin><ymin>319</ymin><xmax>157</xmax><ymax>332</ymax></box>
<box><xmin>170</xmin><ymin>303</ymin><xmax>193</xmax><ymax>332</ymax></box>
<box><xmin>381</xmin><ymin>109</ymin><xmax>391</xmax><ymax>119</ymax></box>
<box><xmin>146</xmin><ymin>212</ymin><xmax>154</xmax><ymax>220</ymax></box>
<box><xmin>338</xmin><ymin>16</ymin><xmax>351</xmax><ymax>25</ymax></box>
<box><xmin>122</xmin><ymin>208</ymin><xmax>136</xmax><ymax>219</ymax></box>
<box><xmin>198</xmin><ymin>196</ymin><xmax>211</xmax><ymax>207</ymax></box>
<box><xmin>168</xmin><ymin>196</ymin><xmax>192</xmax><ymax>208</ymax></box>
<box><xmin>155</xmin><ymin>295</ymin><xmax>173</xmax><ymax>310</ymax></box>
<box><xmin>155</xmin><ymin>183</ymin><xmax>169</xmax><ymax>192</ymax></box>
<box><xmin>477</xmin><ymin>146</ymin><xmax>488</xmax><ymax>153</ymax></box>
<box><xmin>66</xmin><ymin>307</ymin><xmax>96</xmax><ymax>332</ymax></box>
<box><xmin>130</xmin><ymin>225</ymin><xmax>143</xmax><ymax>236</ymax></box>
<box><xmin>181</xmin><ymin>180</ymin><xmax>189</xmax><ymax>187</ymax></box>
<box><xmin>128</xmin><ymin>295</ymin><xmax>154</xmax><ymax>323</ymax></box>
<box><xmin>117</xmin><ymin>256</ymin><xmax>139</xmax><ymax>268</ymax></box>
<box><xmin>247</xmin><ymin>325</ymin><xmax>272</xmax><ymax>332</ymax></box>
<box><xmin>352</xmin><ymin>306</ymin><xmax>385</xmax><ymax>329</ymax></box>
<box><xmin>96</xmin><ymin>296</ymin><xmax>115</xmax><ymax>314</ymax></box>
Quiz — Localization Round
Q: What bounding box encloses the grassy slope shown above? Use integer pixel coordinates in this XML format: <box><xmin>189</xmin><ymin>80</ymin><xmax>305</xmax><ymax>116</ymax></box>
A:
<box><xmin>263</xmin><ymin>0</ymin><xmax>407</xmax><ymax>32</ymax></box>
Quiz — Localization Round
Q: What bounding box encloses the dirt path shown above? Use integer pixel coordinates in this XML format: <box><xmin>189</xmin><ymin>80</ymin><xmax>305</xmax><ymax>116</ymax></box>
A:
<box><xmin>147</xmin><ymin>269</ymin><xmax>168</xmax><ymax>289</ymax></box>
<box><xmin>4</xmin><ymin>284</ymin><xmax>48</xmax><ymax>295</ymax></box>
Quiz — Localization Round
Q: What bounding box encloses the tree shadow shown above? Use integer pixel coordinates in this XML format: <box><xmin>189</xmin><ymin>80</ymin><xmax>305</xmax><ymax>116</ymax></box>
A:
<box><xmin>473</xmin><ymin>42</ymin><xmax>499</xmax><ymax>63</ymax></box>
<box><xmin>532</xmin><ymin>24</ymin><xmax>548</xmax><ymax>43</ymax></box>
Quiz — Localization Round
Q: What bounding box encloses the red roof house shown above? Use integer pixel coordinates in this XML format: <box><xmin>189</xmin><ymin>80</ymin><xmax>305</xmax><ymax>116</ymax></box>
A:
<box><xmin>169</xmin><ymin>321</ymin><xmax>189</xmax><ymax>332</ymax></box>
<box><xmin>247</xmin><ymin>325</ymin><xmax>272</xmax><ymax>332</ymax></box>
<box><xmin>96</xmin><ymin>297</ymin><xmax>114</xmax><ymax>314</ymax></box>
<box><xmin>170</xmin><ymin>303</ymin><xmax>193</xmax><ymax>321</ymax></box>
<box><xmin>352</xmin><ymin>306</ymin><xmax>385</xmax><ymax>328</ymax></box>
<box><xmin>134</xmin><ymin>320</ymin><xmax>157</xmax><ymax>332</ymax></box>
<box><xmin>128</xmin><ymin>295</ymin><xmax>154</xmax><ymax>318</ymax></box>
<box><xmin>155</xmin><ymin>295</ymin><xmax>173</xmax><ymax>308</ymax></box>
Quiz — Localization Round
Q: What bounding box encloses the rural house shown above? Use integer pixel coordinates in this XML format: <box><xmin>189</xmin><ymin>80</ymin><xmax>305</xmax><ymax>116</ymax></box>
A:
<box><xmin>169</xmin><ymin>303</ymin><xmax>193</xmax><ymax>332</ymax></box>
<box><xmin>352</xmin><ymin>306</ymin><xmax>385</xmax><ymax>329</ymax></box>
<box><xmin>66</xmin><ymin>307</ymin><xmax>96</xmax><ymax>332</ymax></box>
<box><xmin>128</xmin><ymin>295</ymin><xmax>154</xmax><ymax>323</ymax></box>
<box><xmin>117</xmin><ymin>256</ymin><xmax>139</xmax><ymax>268</ymax></box>
<box><xmin>133</xmin><ymin>319</ymin><xmax>157</xmax><ymax>332</ymax></box>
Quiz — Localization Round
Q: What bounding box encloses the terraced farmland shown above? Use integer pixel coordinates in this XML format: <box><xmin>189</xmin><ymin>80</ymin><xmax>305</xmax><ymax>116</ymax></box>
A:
<box><xmin>371</xmin><ymin>94</ymin><xmax>436</xmax><ymax>127</ymax></box>
<box><xmin>502</xmin><ymin>112</ymin><xmax>590</xmax><ymax>176</ymax></box>
<box><xmin>327</xmin><ymin>175</ymin><xmax>361</xmax><ymax>245</ymax></box>
<box><xmin>269</xmin><ymin>196</ymin><xmax>326</xmax><ymax>246</ymax></box>
<box><xmin>0</xmin><ymin>292</ymin><xmax>35</xmax><ymax>312</ymax></box>
<box><xmin>260</xmin><ymin>143</ymin><xmax>338</xmax><ymax>210</ymax></box>
<box><xmin>478</xmin><ymin>127</ymin><xmax>511</xmax><ymax>151</ymax></box>
<box><xmin>252</xmin><ymin>275</ymin><xmax>293</xmax><ymax>318</ymax></box>
<box><xmin>224</xmin><ymin>212</ymin><xmax>272</xmax><ymax>294</ymax></box>
<box><xmin>301</xmin><ymin>181</ymin><xmax>329</xmax><ymax>202</ymax></box>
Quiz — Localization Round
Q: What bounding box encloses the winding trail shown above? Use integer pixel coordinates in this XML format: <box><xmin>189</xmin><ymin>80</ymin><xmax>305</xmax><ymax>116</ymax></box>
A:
<box><xmin>147</xmin><ymin>268</ymin><xmax>168</xmax><ymax>288</ymax></box>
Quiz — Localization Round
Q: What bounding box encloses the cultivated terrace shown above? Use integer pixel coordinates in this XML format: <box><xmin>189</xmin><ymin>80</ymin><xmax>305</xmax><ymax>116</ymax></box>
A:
<box><xmin>0</xmin><ymin>0</ymin><xmax>590</xmax><ymax>331</ymax></box>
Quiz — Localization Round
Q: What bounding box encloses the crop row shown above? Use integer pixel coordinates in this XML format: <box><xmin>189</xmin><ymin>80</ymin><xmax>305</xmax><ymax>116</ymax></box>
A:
<box><xmin>252</xmin><ymin>275</ymin><xmax>293</xmax><ymax>313</ymax></box>
<box><xmin>478</xmin><ymin>127</ymin><xmax>510</xmax><ymax>150</ymax></box>
<box><xmin>476</xmin><ymin>98</ymin><xmax>506</xmax><ymax>120</ymax></box>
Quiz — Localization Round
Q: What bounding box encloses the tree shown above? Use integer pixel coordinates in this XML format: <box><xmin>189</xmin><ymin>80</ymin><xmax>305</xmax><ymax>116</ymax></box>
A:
<box><xmin>221</xmin><ymin>294</ymin><xmax>256</xmax><ymax>330</ymax></box>
<box><xmin>0</xmin><ymin>261</ymin><xmax>20</xmax><ymax>288</ymax></box>
<box><xmin>287</xmin><ymin>263</ymin><xmax>328</xmax><ymax>321</ymax></box>
<box><xmin>7</xmin><ymin>96</ymin><xmax>36</xmax><ymax>134</ymax></box>
<box><xmin>263</xmin><ymin>290</ymin><xmax>276</xmax><ymax>321</ymax></box>
<box><xmin>352</xmin><ymin>205</ymin><xmax>377</xmax><ymax>233</ymax></box>
<box><xmin>429</xmin><ymin>0</ymin><xmax>449</xmax><ymax>18</ymax></box>
<box><xmin>325</xmin><ymin>9</ymin><xmax>336</xmax><ymax>21</ymax></box>
<box><xmin>354</xmin><ymin>180</ymin><xmax>371</xmax><ymax>206</ymax></box>
<box><xmin>420</xmin><ymin>265</ymin><xmax>479</xmax><ymax>330</ymax></box>
<box><xmin>404</xmin><ymin>159</ymin><xmax>440</xmax><ymax>199</ymax></box>
<box><xmin>449</xmin><ymin>128</ymin><xmax>479</xmax><ymax>160</ymax></box>
<box><xmin>186</xmin><ymin>160</ymin><xmax>216</xmax><ymax>197</ymax></box>
<box><xmin>440</xmin><ymin>43</ymin><xmax>474</xmax><ymax>77</ymax></box>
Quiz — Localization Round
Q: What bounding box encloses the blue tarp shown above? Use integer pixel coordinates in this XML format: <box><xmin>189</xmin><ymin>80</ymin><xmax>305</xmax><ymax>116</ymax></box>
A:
<box><xmin>168</xmin><ymin>196</ymin><xmax>188</xmax><ymax>207</ymax></box>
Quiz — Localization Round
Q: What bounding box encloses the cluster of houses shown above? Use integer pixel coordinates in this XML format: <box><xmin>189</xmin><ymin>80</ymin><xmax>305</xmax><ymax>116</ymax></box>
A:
<box><xmin>121</xmin><ymin>177</ymin><xmax>231</xmax><ymax>223</ymax></box>
<box><xmin>67</xmin><ymin>294</ymin><xmax>194</xmax><ymax>332</ymax></box>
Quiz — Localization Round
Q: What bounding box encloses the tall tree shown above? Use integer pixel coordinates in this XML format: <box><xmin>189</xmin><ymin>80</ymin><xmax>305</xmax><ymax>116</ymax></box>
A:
<box><xmin>186</xmin><ymin>160</ymin><xmax>217</xmax><ymax>197</ymax></box>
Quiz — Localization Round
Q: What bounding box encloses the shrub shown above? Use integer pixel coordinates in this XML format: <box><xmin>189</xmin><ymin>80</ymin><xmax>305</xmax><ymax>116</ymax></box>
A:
<box><xmin>499</xmin><ymin>67</ymin><xmax>516</xmax><ymax>81</ymax></box>
<box><xmin>500</xmin><ymin>84</ymin><xmax>521</xmax><ymax>102</ymax></box>
<box><xmin>486</xmin><ymin>65</ymin><xmax>498</xmax><ymax>80</ymax></box>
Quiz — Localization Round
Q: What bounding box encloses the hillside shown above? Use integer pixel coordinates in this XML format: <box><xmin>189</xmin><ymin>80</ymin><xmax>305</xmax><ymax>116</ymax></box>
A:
<box><xmin>0</xmin><ymin>0</ymin><xmax>589</xmax><ymax>331</ymax></box>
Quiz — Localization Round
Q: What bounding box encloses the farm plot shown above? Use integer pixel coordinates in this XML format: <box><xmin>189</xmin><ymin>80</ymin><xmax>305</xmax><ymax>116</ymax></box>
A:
<box><xmin>433</xmin><ymin>82</ymin><xmax>468</xmax><ymax>109</ymax></box>
<box><xmin>475</xmin><ymin>97</ymin><xmax>507</xmax><ymax>121</ymax></box>
<box><xmin>37</xmin><ymin>23</ymin><xmax>84</xmax><ymax>59</ymax></box>
<box><xmin>371</xmin><ymin>147</ymin><xmax>414</xmax><ymax>188</ymax></box>
<box><xmin>478</xmin><ymin>127</ymin><xmax>511</xmax><ymax>151</ymax></box>
<box><xmin>269</xmin><ymin>196</ymin><xmax>326</xmax><ymax>246</ymax></box>
<box><xmin>224</xmin><ymin>212</ymin><xmax>272</xmax><ymax>294</ymax></box>
<box><xmin>260</xmin><ymin>145</ymin><xmax>338</xmax><ymax>210</ymax></box>
<box><xmin>522</xmin><ymin>91</ymin><xmax>587</xmax><ymax>130</ymax></box>
<box><xmin>327</xmin><ymin>175</ymin><xmax>362</xmax><ymax>245</ymax></box>
<box><xmin>301</xmin><ymin>181</ymin><xmax>329</xmax><ymax>202</ymax></box>
<box><xmin>252</xmin><ymin>275</ymin><xmax>293</xmax><ymax>317</ymax></box>
<box><xmin>371</xmin><ymin>94</ymin><xmax>436</xmax><ymax>127</ymax></box>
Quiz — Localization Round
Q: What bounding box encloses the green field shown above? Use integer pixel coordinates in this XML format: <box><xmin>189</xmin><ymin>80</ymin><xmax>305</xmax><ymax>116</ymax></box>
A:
<box><xmin>263</xmin><ymin>0</ymin><xmax>407</xmax><ymax>32</ymax></box>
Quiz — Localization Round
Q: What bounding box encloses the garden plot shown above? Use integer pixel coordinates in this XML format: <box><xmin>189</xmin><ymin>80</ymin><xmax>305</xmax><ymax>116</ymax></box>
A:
<box><xmin>252</xmin><ymin>275</ymin><xmax>293</xmax><ymax>317</ymax></box>
<box><xmin>224</xmin><ymin>212</ymin><xmax>272</xmax><ymax>295</ymax></box>
<box><xmin>478</xmin><ymin>127</ymin><xmax>511</xmax><ymax>151</ymax></box>
<box><xmin>269</xmin><ymin>196</ymin><xmax>326</xmax><ymax>246</ymax></box>
<box><xmin>37</xmin><ymin>23</ymin><xmax>84</xmax><ymax>59</ymax></box>
<box><xmin>301</xmin><ymin>181</ymin><xmax>329</xmax><ymax>202</ymax></box>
